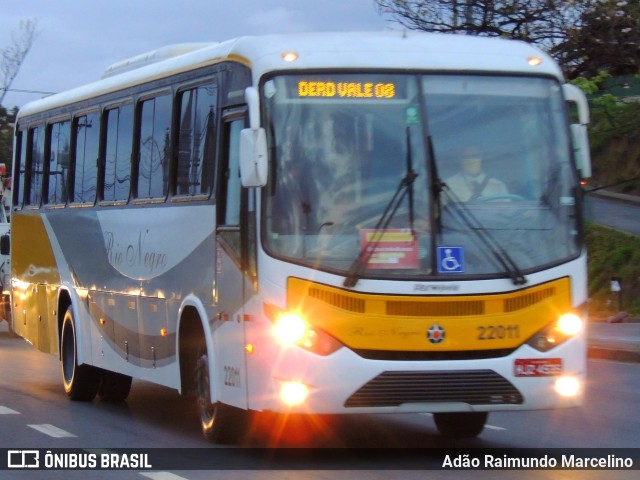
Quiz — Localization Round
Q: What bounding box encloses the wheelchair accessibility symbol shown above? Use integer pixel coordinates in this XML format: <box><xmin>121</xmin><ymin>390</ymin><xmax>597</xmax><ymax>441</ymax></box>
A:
<box><xmin>437</xmin><ymin>246</ymin><xmax>464</xmax><ymax>273</ymax></box>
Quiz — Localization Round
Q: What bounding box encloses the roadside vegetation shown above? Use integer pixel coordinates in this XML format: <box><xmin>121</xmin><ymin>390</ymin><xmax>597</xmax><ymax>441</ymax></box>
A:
<box><xmin>576</xmin><ymin>73</ymin><xmax>640</xmax><ymax>197</ymax></box>
<box><xmin>586</xmin><ymin>223</ymin><xmax>640</xmax><ymax>318</ymax></box>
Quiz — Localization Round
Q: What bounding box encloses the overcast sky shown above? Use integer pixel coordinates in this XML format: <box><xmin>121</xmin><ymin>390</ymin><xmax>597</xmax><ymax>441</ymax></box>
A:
<box><xmin>1</xmin><ymin>0</ymin><xmax>393</xmax><ymax>109</ymax></box>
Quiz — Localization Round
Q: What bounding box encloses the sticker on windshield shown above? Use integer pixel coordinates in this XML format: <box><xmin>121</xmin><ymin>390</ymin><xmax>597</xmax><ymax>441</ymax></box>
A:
<box><xmin>360</xmin><ymin>229</ymin><xmax>418</xmax><ymax>269</ymax></box>
<box><xmin>405</xmin><ymin>106</ymin><xmax>420</xmax><ymax>125</ymax></box>
<box><xmin>437</xmin><ymin>246</ymin><xmax>464</xmax><ymax>273</ymax></box>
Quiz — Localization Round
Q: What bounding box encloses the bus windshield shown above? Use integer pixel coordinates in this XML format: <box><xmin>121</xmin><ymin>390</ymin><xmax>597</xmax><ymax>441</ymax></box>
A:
<box><xmin>263</xmin><ymin>73</ymin><xmax>580</xmax><ymax>280</ymax></box>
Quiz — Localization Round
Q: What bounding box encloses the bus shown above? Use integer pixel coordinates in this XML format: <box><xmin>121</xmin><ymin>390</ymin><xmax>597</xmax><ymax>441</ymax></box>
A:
<box><xmin>9</xmin><ymin>31</ymin><xmax>591</xmax><ymax>443</ymax></box>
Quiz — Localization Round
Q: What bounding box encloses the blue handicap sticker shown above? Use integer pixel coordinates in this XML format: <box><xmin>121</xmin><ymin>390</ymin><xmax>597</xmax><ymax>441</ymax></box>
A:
<box><xmin>437</xmin><ymin>246</ymin><xmax>464</xmax><ymax>273</ymax></box>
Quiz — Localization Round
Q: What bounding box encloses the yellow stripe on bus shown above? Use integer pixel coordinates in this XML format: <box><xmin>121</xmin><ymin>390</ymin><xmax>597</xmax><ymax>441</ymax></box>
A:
<box><xmin>287</xmin><ymin>277</ymin><xmax>571</xmax><ymax>352</ymax></box>
<box><xmin>12</xmin><ymin>213</ymin><xmax>60</xmax><ymax>285</ymax></box>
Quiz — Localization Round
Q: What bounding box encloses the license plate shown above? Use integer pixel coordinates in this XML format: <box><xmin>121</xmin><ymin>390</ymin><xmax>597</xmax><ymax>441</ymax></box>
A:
<box><xmin>514</xmin><ymin>358</ymin><xmax>563</xmax><ymax>377</ymax></box>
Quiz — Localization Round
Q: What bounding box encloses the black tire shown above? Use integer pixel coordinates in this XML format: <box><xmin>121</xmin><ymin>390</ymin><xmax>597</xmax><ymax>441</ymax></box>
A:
<box><xmin>60</xmin><ymin>307</ymin><xmax>100</xmax><ymax>401</ymax></box>
<box><xmin>433</xmin><ymin>412</ymin><xmax>488</xmax><ymax>438</ymax></box>
<box><xmin>98</xmin><ymin>370</ymin><xmax>132</xmax><ymax>402</ymax></box>
<box><xmin>194</xmin><ymin>343</ymin><xmax>245</xmax><ymax>443</ymax></box>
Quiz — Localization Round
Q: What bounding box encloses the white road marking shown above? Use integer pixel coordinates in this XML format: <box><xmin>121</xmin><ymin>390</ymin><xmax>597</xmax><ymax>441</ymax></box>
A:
<box><xmin>485</xmin><ymin>424</ymin><xmax>507</xmax><ymax>431</ymax></box>
<box><xmin>27</xmin><ymin>424</ymin><xmax>77</xmax><ymax>438</ymax></box>
<box><xmin>0</xmin><ymin>406</ymin><xmax>20</xmax><ymax>414</ymax></box>
<box><xmin>139</xmin><ymin>473</ymin><xmax>190</xmax><ymax>480</ymax></box>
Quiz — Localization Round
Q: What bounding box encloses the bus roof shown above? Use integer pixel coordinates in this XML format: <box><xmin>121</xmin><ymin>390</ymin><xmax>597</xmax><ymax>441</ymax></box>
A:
<box><xmin>18</xmin><ymin>30</ymin><xmax>562</xmax><ymax>118</ymax></box>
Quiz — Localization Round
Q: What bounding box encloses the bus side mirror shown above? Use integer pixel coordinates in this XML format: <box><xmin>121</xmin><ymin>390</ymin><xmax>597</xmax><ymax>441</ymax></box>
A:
<box><xmin>563</xmin><ymin>83</ymin><xmax>592</xmax><ymax>179</ymax></box>
<box><xmin>0</xmin><ymin>234</ymin><xmax>9</xmax><ymax>256</ymax></box>
<box><xmin>239</xmin><ymin>86</ymin><xmax>268</xmax><ymax>187</ymax></box>
<box><xmin>570</xmin><ymin>124</ymin><xmax>591</xmax><ymax>179</ymax></box>
<box><xmin>239</xmin><ymin>128</ymin><xmax>268</xmax><ymax>187</ymax></box>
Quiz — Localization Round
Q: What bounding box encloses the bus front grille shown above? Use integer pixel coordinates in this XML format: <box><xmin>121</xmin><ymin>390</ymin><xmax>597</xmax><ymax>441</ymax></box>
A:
<box><xmin>344</xmin><ymin>370</ymin><xmax>523</xmax><ymax>408</ymax></box>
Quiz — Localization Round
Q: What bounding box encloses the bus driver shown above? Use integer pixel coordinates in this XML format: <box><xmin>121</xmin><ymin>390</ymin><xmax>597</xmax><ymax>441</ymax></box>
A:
<box><xmin>445</xmin><ymin>147</ymin><xmax>508</xmax><ymax>202</ymax></box>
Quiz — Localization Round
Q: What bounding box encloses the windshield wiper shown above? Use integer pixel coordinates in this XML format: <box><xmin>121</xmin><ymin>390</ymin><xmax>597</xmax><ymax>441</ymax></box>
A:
<box><xmin>343</xmin><ymin>128</ymin><xmax>417</xmax><ymax>288</ymax></box>
<box><xmin>427</xmin><ymin>135</ymin><xmax>444</xmax><ymax>235</ymax></box>
<box><xmin>440</xmin><ymin>185</ymin><xmax>527</xmax><ymax>286</ymax></box>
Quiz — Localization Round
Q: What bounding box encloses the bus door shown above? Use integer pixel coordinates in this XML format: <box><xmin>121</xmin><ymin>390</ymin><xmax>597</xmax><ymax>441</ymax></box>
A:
<box><xmin>213</xmin><ymin>111</ymin><xmax>251</xmax><ymax>409</ymax></box>
<box><xmin>11</xmin><ymin>213</ymin><xmax>56</xmax><ymax>353</ymax></box>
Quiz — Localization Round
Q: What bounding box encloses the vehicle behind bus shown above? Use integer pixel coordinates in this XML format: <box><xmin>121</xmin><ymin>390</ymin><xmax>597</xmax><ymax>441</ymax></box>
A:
<box><xmin>0</xmin><ymin>162</ymin><xmax>11</xmax><ymax>330</ymax></box>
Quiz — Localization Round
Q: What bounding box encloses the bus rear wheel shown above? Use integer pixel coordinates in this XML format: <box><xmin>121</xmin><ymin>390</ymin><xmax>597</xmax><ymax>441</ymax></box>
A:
<box><xmin>60</xmin><ymin>307</ymin><xmax>100</xmax><ymax>401</ymax></box>
<box><xmin>98</xmin><ymin>370</ymin><xmax>132</xmax><ymax>402</ymax></box>
<box><xmin>194</xmin><ymin>345</ymin><xmax>244</xmax><ymax>443</ymax></box>
<box><xmin>433</xmin><ymin>412</ymin><xmax>488</xmax><ymax>438</ymax></box>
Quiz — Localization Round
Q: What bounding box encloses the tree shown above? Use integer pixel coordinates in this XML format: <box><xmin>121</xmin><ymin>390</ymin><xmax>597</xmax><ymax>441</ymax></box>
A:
<box><xmin>556</xmin><ymin>0</ymin><xmax>640</xmax><ymax>78</ymax></box>
<box><xmin>1</xmin><ymin>18</ymin><xmax>38</xmax><ymax>106</ymax></box>
<box><xmin>0</xmin><ymin>105</ymin><xmax>17</xmax><ymax>167</ymax></box>
<box><xmin>375</xmin><ymin>1</ymin><xmax>577</xmax><ymax>49</ymax></box>
<box><xmin>374</xmin><ymin>1</ymin><xmax>640</xmax><ymax>79</ymax></box>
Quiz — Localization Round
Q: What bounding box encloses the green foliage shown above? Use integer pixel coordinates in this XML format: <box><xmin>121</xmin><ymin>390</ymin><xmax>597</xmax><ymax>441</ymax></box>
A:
<box><xmin>573</xmin><ymin>74</ymin><xmax>640</xmax><ymax>194</ymax></box>
<box><xmin>586</xmin><ymin>223</ymin><xmax>640</xmax><ymax>316</ymax></box>
<box><xmin>571</xmin><ymin>72</ymin><xmax>611</xmax><ymax>95</ymax></box>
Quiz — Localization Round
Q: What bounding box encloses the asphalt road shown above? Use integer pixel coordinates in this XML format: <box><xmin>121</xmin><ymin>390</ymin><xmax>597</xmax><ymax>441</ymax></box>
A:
<box><xmin>0</xmin><ymin>192</ymin><xmax>637</xmax><ymax>479</ymax></box>
<box><xmin>1</xmin><ymin>324</ymin><xmax>638</xmax><ymax>480</ymax></box>
<box><xmin>584</xmin><ymin>192</ymin><xmax>640</xmax><ymax>235</ymax></box>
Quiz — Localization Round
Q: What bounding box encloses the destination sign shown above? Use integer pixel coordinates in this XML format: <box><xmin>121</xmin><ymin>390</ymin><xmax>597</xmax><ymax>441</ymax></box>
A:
<box><xmin>298</xmin><ymin>81</ymin><xmax>396</xmax><ymax>99</ymax></box>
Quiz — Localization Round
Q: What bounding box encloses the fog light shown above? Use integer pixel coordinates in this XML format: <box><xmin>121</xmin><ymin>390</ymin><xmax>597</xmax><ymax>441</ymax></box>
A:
<box><xmin>280</xmin><ymin>381</ymin><xmax>309</xmax><ymax>407</ymax></box>
<box><xmin>555</xmin><ymin>375</ymin><xmax>580</xmax><ymax>397</ymax></box>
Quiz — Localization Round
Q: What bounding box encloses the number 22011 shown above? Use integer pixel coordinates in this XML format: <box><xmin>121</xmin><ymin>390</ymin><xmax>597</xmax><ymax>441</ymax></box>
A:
<box><xmin>477</xmin><ymin>324</ymin><xmax>519</xmax><ymax>340</ymax></box>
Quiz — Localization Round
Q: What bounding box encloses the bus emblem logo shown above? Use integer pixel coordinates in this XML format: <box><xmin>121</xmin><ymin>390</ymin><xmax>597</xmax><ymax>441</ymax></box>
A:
<box><xmin>427</xmin><ymin>325</ymin><xmax>445</xmax><ymax>344</ymax></box>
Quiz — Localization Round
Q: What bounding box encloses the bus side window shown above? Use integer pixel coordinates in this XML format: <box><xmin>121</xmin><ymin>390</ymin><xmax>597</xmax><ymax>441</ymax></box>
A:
<box><xmin>136</xmin><ymin>94</ymin><xmax>172</xmax><ymax>200</ymax></box>
<box><xmin>220</xmin><ymin>118</ymin><xmax>243</xmax><ymax>226</ymax></box>
<box><xmin>28</xmin><ymin>125</ymin><xmax>45</xmax><ymax>207</ymax></box>
<box><xmin>217</xmin><ymin>116</ymin><xmax>244</xmax><ymax>259</ymax></box>
<box><xmin>13</xmin><ymin>130</ymin><xmax>28</xmax><ymax>209</ymax></box>
<box><xmin>176</xmin><ymin>83</ymin><xmax>218</xmax><ymax>197</ymax></box>
<box><xmin>103</xmin><ymin>103</ymin><xmax>133</xmax><ymax>202</ymax></box>
<box><xmin>73</xmin><ymin>112</ymin><xmax>100</xmax><ymax>204</ymax></box>
<box><xmin>46</xmin><ymin>120</ymin><xmax>71</xmax><ymax>205</ymax></box>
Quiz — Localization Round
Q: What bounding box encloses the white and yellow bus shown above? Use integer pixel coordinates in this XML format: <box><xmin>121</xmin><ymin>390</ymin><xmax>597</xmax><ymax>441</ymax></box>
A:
<box><xmin>9</xmin><ymin>31</ymin><xmax>591</xmax><ymax>442</ymax></box>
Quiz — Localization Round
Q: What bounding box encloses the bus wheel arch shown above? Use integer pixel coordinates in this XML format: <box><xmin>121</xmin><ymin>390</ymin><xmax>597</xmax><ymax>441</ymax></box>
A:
<box><xmin>177</xmin><ymin>304</ymin><xmax>245</xmax><ymax>443</ymax></box>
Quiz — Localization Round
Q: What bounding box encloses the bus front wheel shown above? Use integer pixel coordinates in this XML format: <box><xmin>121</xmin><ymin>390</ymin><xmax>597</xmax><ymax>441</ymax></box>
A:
<box><xmin>194</xmin><ymin>344</ymin><xmax>244</xmax><ymax>443</ymax></box>
<box><xmin>433</xmin><ymin>411</ymin><xmax>488</xmax><ymax>438</ymax></box>
<box><xmin>60</xmin><ymin>307</ymin><xmax>100</xmax><ymax>401</ymax></box>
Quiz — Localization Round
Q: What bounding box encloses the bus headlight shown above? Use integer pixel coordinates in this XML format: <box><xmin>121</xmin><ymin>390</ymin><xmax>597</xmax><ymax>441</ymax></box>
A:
<box><xmin>270</xmin><ymin>309</ymin><xmax>343</xmax><ymax>356</ymax></box>
<box><xmin>557</xmin><ymin>313</ymin><xmax>583</xmax><ymax>336</ymax></box>
<box><xmin>527</xmin><ymin>312</ymin><xmax>584</xmax><ymax>352</ymax></box>
<box><xmin>273</xmin><ymin>312</ymin><xmax>310</xmax><ymax>345</ymax></box>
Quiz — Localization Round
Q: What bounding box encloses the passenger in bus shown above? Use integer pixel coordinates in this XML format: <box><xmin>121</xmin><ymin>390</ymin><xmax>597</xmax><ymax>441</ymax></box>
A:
<box><xmin>444</xmin><ymin>147</ymin><xmax>508</xmax><ymax>202</ymax></box>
